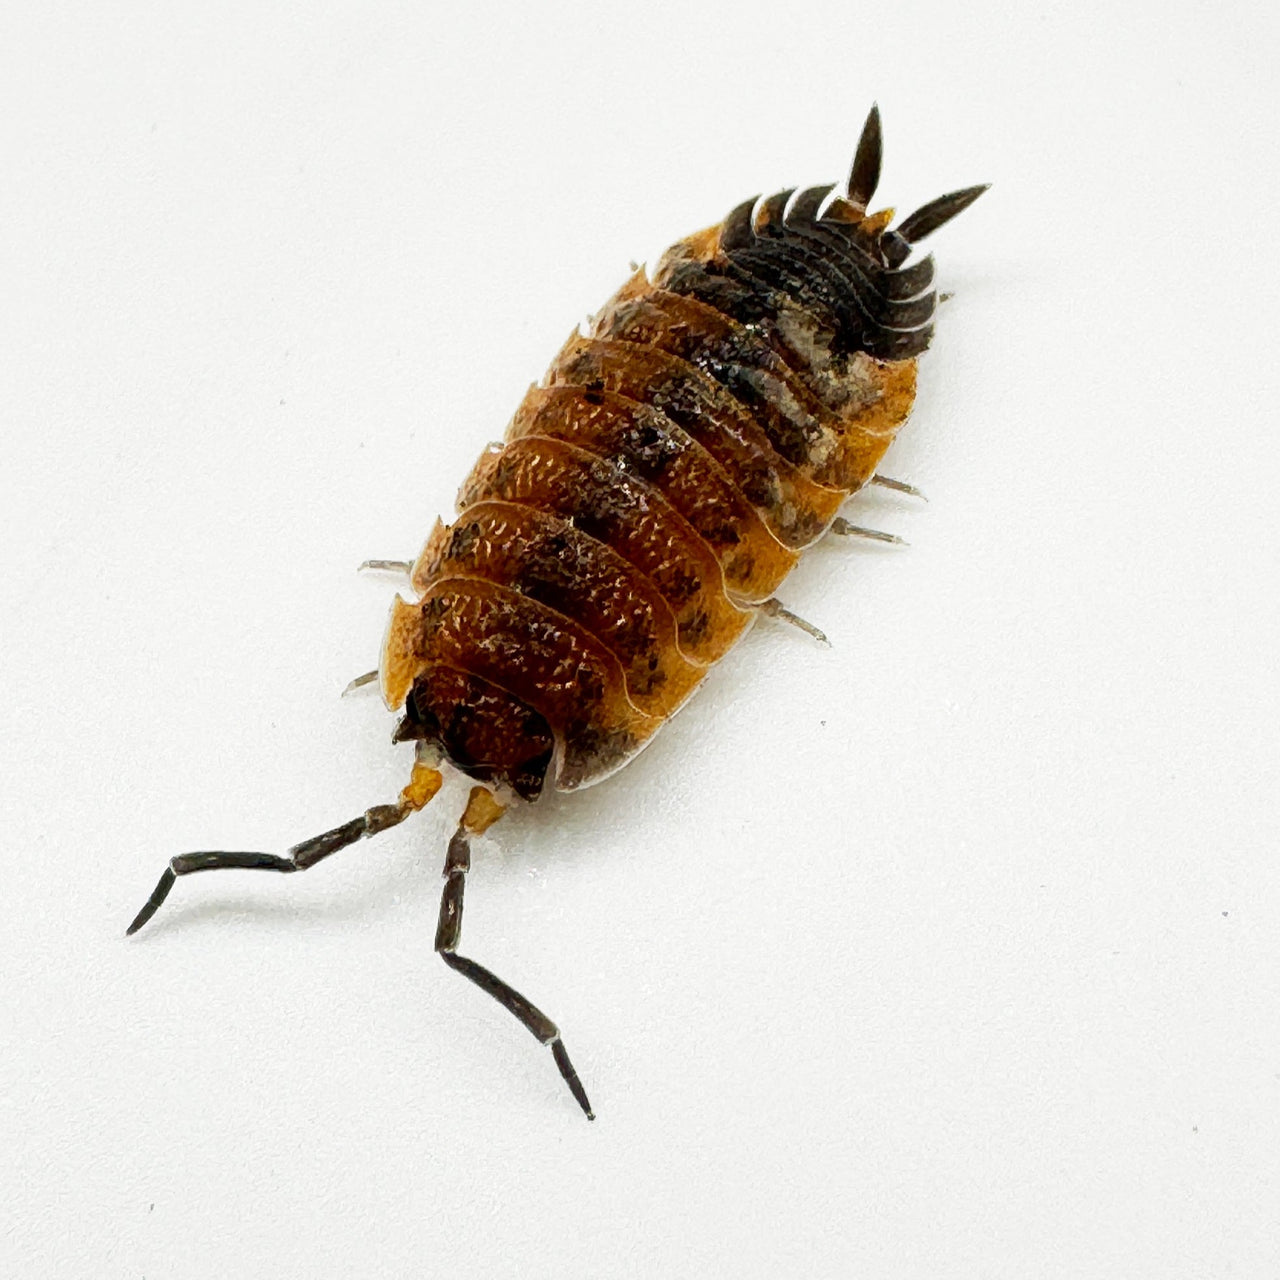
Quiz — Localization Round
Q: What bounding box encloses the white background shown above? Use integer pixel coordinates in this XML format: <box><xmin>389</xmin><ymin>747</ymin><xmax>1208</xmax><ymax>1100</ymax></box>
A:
<box><xmin>3</xmin><ymin>2</ymin><xmax>1279</xmax><ymax>1276</ymax></box>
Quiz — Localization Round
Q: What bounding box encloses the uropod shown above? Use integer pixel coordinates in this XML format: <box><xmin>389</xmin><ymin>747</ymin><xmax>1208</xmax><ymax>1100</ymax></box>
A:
<box><xmin>128</xmin><ymin>106</ymin><xmax>987</xmax><ymax>1120</ymax></box>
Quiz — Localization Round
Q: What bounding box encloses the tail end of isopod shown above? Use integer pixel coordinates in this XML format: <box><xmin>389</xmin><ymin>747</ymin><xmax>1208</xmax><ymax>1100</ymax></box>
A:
<box><xmin>882</xmin><ymin>183</ymin><xmax>991</xmax><ymax>267</ymax></box>
<box><xmin>825</xmin><ymin>107</ymin><xmax>990</xmax><ymax>269</ymax></box>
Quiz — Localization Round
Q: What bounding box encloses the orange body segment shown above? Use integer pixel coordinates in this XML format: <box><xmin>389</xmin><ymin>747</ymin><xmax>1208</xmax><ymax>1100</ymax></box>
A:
<box><xmin>378</xmin><ymin>160</ymin><xmax>973</xmax><ymax>798</ymax></box>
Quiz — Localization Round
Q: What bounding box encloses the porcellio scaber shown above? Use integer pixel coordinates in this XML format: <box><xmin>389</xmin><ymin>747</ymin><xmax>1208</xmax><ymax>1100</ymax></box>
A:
<box><xmin>128</xmin><ymin>107</ymin><xmax>987</xmax><ymax>1120</ymax></box>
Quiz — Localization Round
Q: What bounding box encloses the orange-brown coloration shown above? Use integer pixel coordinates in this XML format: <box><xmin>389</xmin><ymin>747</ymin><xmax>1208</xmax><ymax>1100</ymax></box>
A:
<box><xmin>400</xmin><ymin>762</ymin><xmax>445</xmax><ymax>812</ymax></box>
<box><xmin>384</xmin><ymin>263</ymin><xmax>910</xmax><ymax>791</ymax></box>
<box><xmin>379</xmin><ymin>144</ymin><xmax>983</xmax><ymax>800</ymax></box>
<box><xmin>461</xmin><ymin>786</ymin><xmax>506</xmax><ymax>836</ymax></box>
<box><xmin>508</xmin><ymin>384</ymin><xmax>796</xmax><ymax>602</ymax></box>
<box><xmin>411</xmin><ymin>504</ymin><xmax>702</xmax><ymax>718</ymax></box>
<box><xmin>456</xmin><ymin>437</ymin><xmax>753</xmax><ymax>664</ymax></box>
<box><xmin>546</xmin><ymin>327</ymin><xmax>844</xmax><ymax>547</ymax></box>
<box><xmin>126</xmin><ymin>113</ymin><xmax>986</xmax><ymax>1122</ymax></box>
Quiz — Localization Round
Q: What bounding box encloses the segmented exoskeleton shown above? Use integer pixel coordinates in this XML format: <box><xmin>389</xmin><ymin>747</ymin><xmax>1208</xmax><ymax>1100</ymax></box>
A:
<box><xmin>129</xmin><ymin>107</ymin><xmax>987</xmax><ymax>1120</ymax></box>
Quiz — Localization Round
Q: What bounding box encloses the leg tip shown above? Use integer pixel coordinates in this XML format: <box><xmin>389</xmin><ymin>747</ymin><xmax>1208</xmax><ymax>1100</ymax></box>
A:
<box><xmin>357</xmin><ymin>559</ymin><xmax>412</xmax><ymax>575</ymax></box>
<box><xmin>341</xmin><ymin>670</ymin><xmax>379</xmax><ymax>698</ymax></box>
<box><xmin>871</xmin><ymin>474</ymin><xmax>927</xmax><ymax>501</ymax></box>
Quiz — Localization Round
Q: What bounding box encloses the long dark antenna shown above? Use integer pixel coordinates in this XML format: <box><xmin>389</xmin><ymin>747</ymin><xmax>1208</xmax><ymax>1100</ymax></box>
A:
<box><xmin>126</xmin><ymin>764</ymin><xmax>444</xmax><ymax>935</ymax></box>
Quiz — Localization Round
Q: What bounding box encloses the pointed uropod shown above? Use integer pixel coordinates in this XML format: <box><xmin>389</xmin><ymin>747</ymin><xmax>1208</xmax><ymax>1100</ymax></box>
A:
<box><xmin>845</xmin><ymin>102</ymin><xmax>883</xmax><ymax>209</ymax></box>
<box><xmin>897</xmin><ymin>184</ymin><xmax>992</xmax><ymax>244</ymax></box>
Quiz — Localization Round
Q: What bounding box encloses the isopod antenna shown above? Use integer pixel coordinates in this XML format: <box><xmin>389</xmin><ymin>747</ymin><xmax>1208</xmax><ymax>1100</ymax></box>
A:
<box><xmin>126</xmin><ymin>766</ymin><xmax>595</xmax><ymax>1120</ymax></box>
<box><xmin>125</xmin><ymin>762</ymin><xmax>445</xmax><ymax>936</ymax></box>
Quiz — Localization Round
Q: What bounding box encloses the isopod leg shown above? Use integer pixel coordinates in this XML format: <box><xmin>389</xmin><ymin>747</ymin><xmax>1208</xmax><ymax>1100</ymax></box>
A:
<box><xmin>347</xmin><ymin>559</ymin><xmax>414</xmax><ymax>694</ymax></box>
<box><xmin>125</xmin><ymin>764</ymin><xmax>444</xmax><ymax>935</ymax></box>
<box><xmin>341</xmin><ymin>669</ymin><xmax>380</xmax><ymax>696</ymax></box>
<box><xmin>758</xmin><ymin>597</ymin><xmax>830</xmax><ymax>647</ymax></box>
<box><xmin>357</xmin><ymin>559</ymin><xmax>413</xmax><ymax>575</ymax></box>
<box><xmin>871</xmin><ymin>474</ymin><xmax>926</xmax><ymax>500</ymax></box>
<box><xmin>829</xmin><ymin>518</ymin><xmax>905</xmax><ymax>546</ymax></box>
<box><xmin>436</xmin><ymin>787</ymin><xmax>595</xmax><ymax>1121</ymax></box>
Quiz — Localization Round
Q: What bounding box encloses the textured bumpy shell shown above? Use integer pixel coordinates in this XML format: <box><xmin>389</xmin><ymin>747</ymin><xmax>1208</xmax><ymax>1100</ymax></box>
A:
<box><xmin>381</xmin><ymin>180</ymin><xmax>938</xmax><ymax>797</ymax></box>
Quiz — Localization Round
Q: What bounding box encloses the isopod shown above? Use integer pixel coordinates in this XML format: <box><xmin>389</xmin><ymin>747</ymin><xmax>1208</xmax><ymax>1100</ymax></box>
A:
<box><xmin>128</xmin><ymin>106</ymin><xmax>987</xmax><ymax>1120</ymax></box>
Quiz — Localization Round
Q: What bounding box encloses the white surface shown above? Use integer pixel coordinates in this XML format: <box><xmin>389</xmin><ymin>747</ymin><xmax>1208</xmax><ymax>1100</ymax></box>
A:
<box><xmin>3</xmin><ymin>2</ymin><xmax>1279</xmax><ymax>1276</ymax></box>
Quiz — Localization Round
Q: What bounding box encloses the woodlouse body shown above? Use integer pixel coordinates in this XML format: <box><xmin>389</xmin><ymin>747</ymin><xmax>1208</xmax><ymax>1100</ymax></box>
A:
<box><xmin>382</xmin><ymin>117</ymin><xmax>984</xmax><ymax>799</ymax></box>
<box><xmin>129</xmin><ymin>108</ymin><xmax>986</xmax><ymax>1119</ymax></box>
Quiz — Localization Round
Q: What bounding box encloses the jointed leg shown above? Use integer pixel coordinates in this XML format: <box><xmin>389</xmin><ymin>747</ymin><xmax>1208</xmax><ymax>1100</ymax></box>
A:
<box><xmin>829</xmin><ymin>517</ymin><xmax>905</xmax><ymax>545</ymax></box>
<box><xmin>758</xmin><ymin>596</ymin><xmax>830</xmax><ymax>646</ymax></box>
<box><xmin>436</xmin><ymin>786</ymin><xmax>594</xmax><ymax>1121</ymax></box>
<box><xmin>871</xmin><ymin>473</ymin><xmax>925</xmax><ymax>498</ymax></box>
<box><xmin>343</xmin><ymin>560</ymin><xmax>412</xmax><ymax>694</ymax></box>
<box><xmin>125</xmin><ymin>764</ymin><xmax>444</xmax><ymax>935</ymax></box>
<box><xmin>342</xmin><ymin>669</ymin><xmax>380</xmax><ymax>696</ymax></box>
<box><xmin>357</xmin><ymin>559</ymin><xmax>413</xmax><ymax>574</ymax></box>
